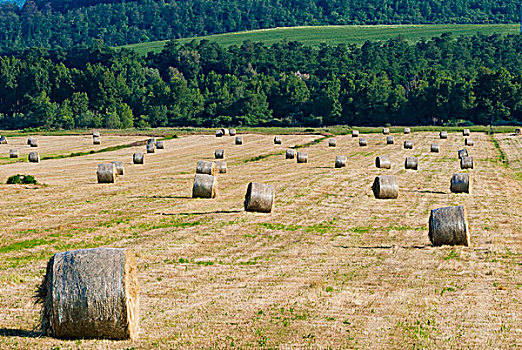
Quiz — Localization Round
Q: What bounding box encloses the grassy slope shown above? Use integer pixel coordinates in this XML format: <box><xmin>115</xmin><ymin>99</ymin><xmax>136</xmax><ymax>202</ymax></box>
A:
<box><xmin>120</xmin><ymin>24</ymin><xmax>520</xmax><ymax>55</ymax></box>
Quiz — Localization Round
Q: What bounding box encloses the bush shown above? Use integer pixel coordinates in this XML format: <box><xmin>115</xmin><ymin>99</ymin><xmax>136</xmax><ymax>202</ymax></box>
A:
<box><xmin>6</xmin><ymin>174</ymin><xmax>37</xmax><ymax>185</ymax></box>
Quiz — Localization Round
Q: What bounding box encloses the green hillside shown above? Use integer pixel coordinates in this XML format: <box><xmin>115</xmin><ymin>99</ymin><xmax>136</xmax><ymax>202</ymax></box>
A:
<box><xmin>121</xmin><ymin>24</ymin><xmax>519</xmax><ymax>55</ymax></box>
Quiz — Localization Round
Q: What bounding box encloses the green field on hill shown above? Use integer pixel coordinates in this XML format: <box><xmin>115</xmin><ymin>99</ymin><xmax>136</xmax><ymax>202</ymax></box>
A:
<box><xmin>121</xmin><ymin>24</ymin><xmax>519</xmax><ymax>55</ymax></box>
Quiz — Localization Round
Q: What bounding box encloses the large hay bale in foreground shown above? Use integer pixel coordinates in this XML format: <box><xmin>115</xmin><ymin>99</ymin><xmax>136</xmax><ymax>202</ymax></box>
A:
<box><xmin>463</xmin><ymin>129</ymin><xmax>470</xmax><ymax>136</ymax></box>
<box><xmin>375</xmin><ymin>156</ymin><xmax>391</xmax><ymax>169</ymax></box>
<box><xmin>465</xmin><ymin>138</ymin><xmax>474</xmax><ymax>146</ymax></box>
<box><xmin>328</xmin><ymin>138</ymin><xmax>337</xmax><ymax>147</ymax></box>
<box><xmin>460</xmin><ymin>156</ymin><xmax>473</xmax><ymax>170</ymax></box>
<box><xmin>196</xmin><ymin>160</ymin><xmax>217</xmax><ymax>175</ymax></box>
<box><xmin>235</xmin><ymin>136</ymin><xmax>243</xmax><ymax>145</ymax></box>
<box><xmin>431</xmin><ymin>143</ymin><xmax>439</xmax><ymax>153</ymax></box>
<box><xmin>97</xmin><ymin>163</ymin><xmax>116</xmax><ymax>183</ymax></box>
<box><xmin>229</xmin><ymin>129</ymin><xmax>237</xmax><ymax>136</ymax></box>
<box><xmin>192</xmin><ymin>174</ymin><xmax>217</xmax><ymax>198</ymax></box>
<box><xmin>9</xmin><ymin>149</ymin><xmax>18</xmax><ymax>158</ymax></box>
<box><xmin>386</xmin><ymin>136</ymin><xmax>394</xmax><ymax>144</ymax></box>
<box><xmin>450</xmin><ymin>173</ymin><xmax>471</xmax><ymax>194</ymax></box>
<box><xmin>383</xmin><ymin>128</ymin><xmax>390</xmax><ymax>135</ymax></box>
<box><xmin>404</xmin><ymin>140</ymin><xmax>413</xmax><ymax>149</ymax></box>
<box><xmin>440</xmin><ymin>131</ymin><xmax>448</xmax><ymax>139</ymax></box>
<box><xmin>155</xmin><ymin>141</ymin><xmax>164</xmax><ymax>149</ymax></box>
<box><xmin>244</xmin><ymin>182</ymin><xmax>274</xmax><ymax>213</ymax></box>
<box><xmin>93</xmin><ymin>136</ymin><xmax>101</xmax><ymax>145</ymax></box>
<box><xmin>214</xmin><ymin>149</ymin><xmax>224</xmax><ymax>159</ymax></box>
<box><xmin>286</xmin><ymin>149</ymin><xmax>296</xmax><ymax>159</ymax></box>
<box><xmin>352</xmin><ymin>130</ymin><xmax>359</xmax><ymax>137</ymax></box>
<box><xmin>36</xmin><ymin>248</ymin><xmax>139</xmax><ymax>340</ymax></box>
<box><xmin>404</xmin><ymin>128</ymin><xmax>411</xmax><ymax>134</ymax></box>
<box><xmin>0</xmin><ymin>135</ymin><xmax>7</xmax><ymax>144</ymax></box>
<box><xmin>215</xmin><ymin>161</ymin><xmax>227</xmax><ymax>174</ymax></box>
<box><xmin>274</xmin><ymin>136</ymin><xmax>282</xmax><ymax>145</ymax></box>
<box><xmin>28</xmin><ymin>151</ymin><xmax>39</xmax><ymax>163</ymax></box>
<box><xmin>133</xmin><ymin>153</ymin><xmax>144</xmax><ymax>164</ymax></box>
<box><xmin>146</xmin><ymin>144</ymin><xmax>155</xmax><ymax>153</ymax></box>
<box><xmin>297</xmin><ymin>151</ymin><xmax>308</xmax><ymax>163</ymax></box>
<box><xmin>92</xmin><ymin>130</ymin><xmax>100</xmax><ymax>138</ymax></box>
<box><xmin>405</xmin><ymin>157</ymin><xmax>418</xmax><ymax>170</ymax></box>
<box><xmin>111</xmin><ymin>161</ymin><xmax>124</xmax><ymax>176</ymax></box>
<box><xmin>372</xmin><ymin>176</ymin><xmax>398</xmax><ymax>199</ymax></box>
<box><xmin>28</xmin><ymin>137</ymin><xmax>38</xmax><ymax>147</ymax></box>
<box><xmin>359</xmin><ymin>138</ymin><xmax>367</xmax><ymax>147</ymax></box>
<box><xmin>458</xmin><ymin>149</ymin><xmax>468</xmax><ymax>159</ymax></box>
<box><xmin>429</xmin><ymin>205</ymin><xmax>470</xmax><ymax>246</ymax></box>
<box><xmin>335</xmin><ymin>156</ymin><xmax>347</xmax><ymax>168</ymax></box>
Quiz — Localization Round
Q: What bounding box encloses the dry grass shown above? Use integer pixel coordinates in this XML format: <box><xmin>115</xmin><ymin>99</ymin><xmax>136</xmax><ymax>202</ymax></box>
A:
<box><xmin>0</xmin><ymin>131</ymin><xmax>520</xmax><ymax>349</ymax></box>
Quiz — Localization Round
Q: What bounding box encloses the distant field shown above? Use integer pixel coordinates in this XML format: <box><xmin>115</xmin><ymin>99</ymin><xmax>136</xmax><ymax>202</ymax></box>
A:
<box><xmin>120</xmin><ymin>24</ymin><xmax>520</xmax><ymax>55</ymax></box>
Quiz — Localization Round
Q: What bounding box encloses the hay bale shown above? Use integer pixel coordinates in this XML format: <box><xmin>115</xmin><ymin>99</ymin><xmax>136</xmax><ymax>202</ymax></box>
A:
<box><xmin>192</xmin><ymin>174</ymin><xmax>217</xmax><ymax>198</ymax></box>
<box><xmin>404</xmin><ymin>140</ymin><xmax>413</xmax><ymax>149</ymax></box>
<box><xmin>440</xmin><ymin>131</ymin><xmax>448</xmax><ymax>139</ymax></box>
<box><xmin>274</xmin><ymin>136</ymin><xmax>282</xmax><ymax>145</ymax></box>
<box><xmin>405</xmin><ymin>157</ymin><xmax>418</xmax><ymax>170</ymax></box>
<box><xmin>36</xmin><ymin>248</ymin><xmax>139</xmax><ymax>340</ymax></box>
<box><xmin>28</xmin><ymin>151</ymin><xmax>39</xmax><ymax>163</ymax></box>
<box><xmin>146</xmin><ymin>144</ymin><xmax>155</xmax><ymax>153</ymax></box>
<box><xmin>516</xmin><ymin>128</ymin><xmax>521</xmax><ymax>136</ymax></box>
<box><xmin>155</xmin><ymin>141</ymin><xmax>164</xmax><ymax>149</ymax></box>
<box><xmin>386</xmin><ymin>136</ymin><xmax>394</xmax><ymax>144</ymax></box>
<box><xmin>286</xmin><ymin>149</ymin><xmax>296</xmax><ymax>159</ymax></box>
<box><xmin>92</xmin><ymin>130</ymin><xmax>100</xmax><ymax>138</ymax></box>
<box><xmin>372</xmin><ymin>175</ymin><xmax>398</xmax><ymax>199</ymax></box>
<box><xmin>296</xmin><ymin>151</ymin><xmax>308</xmax><ymax>163</ymax></box>
<box><xmin>460</xmin><ymin>156</ymin><xmax>473</xmax><ymax>169</ymax></box>
<box><xmin>235</xmin><ymin>136</ymin><xmax>243</xmax><ymax>145</ymax></box>
<box><xmin>216</xmin><ymin>130</ymin><xmax>223</xmax><ymax>137</ymax></box>
<box><xmin>221</xmin><ymin>128</ymin><xmax>230</xmax><ymax>136</ymax></box>
<box><xmin>111</xmin><ymin>161</ymin><xmax>124</xmax><ymax>176</ymax></box>
<box><xmin>27</xmin><ymin>136</ymin><xmax>33</xmax><ymax>145</ymax></box>
<box><xmin>229</xmin><ymin>129</ymin><xmax>237</xmax><ymax>136</ymax></box>
<box><xmin>359</xmin><ymin>138</ymin><xmax>367</xmax><ymax>147</ymax></box>
<box><xmin>375</xmin><ymin>156</ymin><xmax>391</xmax><ymax>169</ymax></box>
<box><xmin>9</xmin><ymin>149</ymin><xmax>18</xmax><ymax>158</ymax></box>
<box><xmin>133</xmin><ymin>153</ymin><xmax>144</xmax><ymax>164</ymax></box>
<box><xmin>335</xmin><ymin>155</ymin><xmax>347</xmax><ymax>168</ymax></box>
<box><xmin>0</xmin><ymin>135</ymin><xmax>7</xmax><ymax>144</ymax></box>
<box><xmin>196</xmin><ymin>160</ymin><xmax>217</xmax><ymax>175</ymax></box>
<box><xmin>328</xmin><ymin>138</ymin><xmax>337</xmax><ymax>147</ymax></box>
<box><xmin>383</xmin><ymin>128</ymin><xmax>390</xmax><ymax>135</ymax></box>
<box><xmin>244</xmin><ymin>182</ymin><xmax>274</xmax><ymax>213</ymax></box>
<box><xmin>463</xmin><ymin>129</ymin><xmax>470</xmax><ymax>136</ymax></box>
<box><xmin>404</xmin><ymin>128</ymin><xmax>411</xmax><ymax>134</ymax></box>
<box><xmin>215</xmin><ymin>161</ymin><xmax>227</xmax><ymax>174</ymax></box>
<box><xmin>93</xmin><ymin>136</ymin><xmax>101</xmax><ymax>145</ymax></box>
<box><xmin>215</xmin><ymin>149</ymin><xmax>224</xmax><ymax>159</ymax></box>
<box><xmin>147</xmin><ymin>138</ymin><xmax>156</xmax><ymax>146</ymax></box>
<box><xmin>97</xmin><ymin>163</ymin><xmax>116</xmax><ymax>183</ymax></box>
<box><xmin>431</xmin><ymin>143</ymin><xmax>439</xmax><ymax>153</ymax></box>
<box><xmin>28</xmin><ymin>137</ymin><xmax>38</xmax><ymax>147</ymax></box>
<box><xmin>465</xmin><ymin>138</ymin><xmax>474</xmax><ymax>146</ymax></box>
<box><xmin>428</xmin><ymin>205</ymin><xmax>470</xmax><ymax>246</ymax></box>
<box><xmin>458</xmin><ymin>149</ymin><xmax>468</xmax><ymax>159</ymax></box>
<box><xmin>352</xmin><ymin>130</ymin><xmax>359</xmax><ymax>137</ymax></box>
<box><xmin>450</xmin><ymin>173</ymin><xmax>471</xmax><ymax>194</ymax></box>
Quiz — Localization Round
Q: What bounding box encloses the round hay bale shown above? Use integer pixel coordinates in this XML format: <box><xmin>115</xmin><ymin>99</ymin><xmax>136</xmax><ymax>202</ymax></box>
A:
<box><xmin>155</xmin><ymin>141</ymin><xmax>164</xmax><ymax>149</ymax></box>
<box><xmin>147</xmin><ymin>138</ymin><xmax>155</xmax><ymax>146</ymax></box>
<box><xmin>235</xmin><ymin>136</ymin><xmax>243</xmax><ymax>145</ymax></box>
<box><xmin>428</xmin><ymin>205</ymin><xmax>470</xmax><ymax>246</ymax></box>
<box><xmin>216</xmin><ymin>130</ymin><xmax>223</xmax><ymax>137</ymax></box>
<box><xmin>386</xmin><ymin>136</ymin><xmax>394</xmax><ymax>145</ymax></box>
<box><xmin>111</xmin><ymin>161</ymin><xmax>124</xmax><ymax>176</ymax></box>
<box><xmin>516</xmin><ymin>128</ymin><xmax>521</xmax><ymax>136</ymax></box>
<box><xmin>28</xmin><ymin>137</ymin><xmax>38</xmax><ymax>147</ymax></box>
<box><xmin>465</xmin><ymin>138</ymin><xmax>474</xmax><ymax>146</ymax></box>
<box><xmin>328</xmin><ymin>138</ymin><xmax>337</xmax><ymax>147</ymax></box>
<box><xmin>460</xmin><ymin>156</ymin><xmax>473</xmax><ymax>170</ymax></box>
<box><xmin>458</xmin><ymin>149</ymin><xmax>468</xmax><ymax>159</ymax></box>
<box><xmin>372</xmin><ymin>175</ymin><xmax>398</xmax><ymax>199</ymax></box>
<box><xmin>286</xmin><ymin>149</ymin><xmax>296</xmax><ymax>159</ymax></box>
<box><xmin>192</xmin><ymin>174</ymin><xmax>217</xmax><ymax>198</ymax></box>
<box><xmin>463</xmin><ymin>129</ymin><xmax>470</xmax><ymax>136</ymax></box>
<box><xmin>9</xmin><ymin>149</ymin><xmax>18</xmax><ymax>158</ymax></box>
<box><xmin>274</xmin><ymin>136</ymin><xmax>282</xmax><ymax>145</ymax></box>
<box><xmin>244</xmin><ymin>182</ymin><xmax>274</xmax><ymax>213</ymax></box>
<box><xmin>431</xmin><ymin>143</ymin><xmax>439</xmax><ymax>153</ymax></box>
<box><xmin>133</xmin><ymin>153</ymin><xmax>144</xmax><ymax>164</ymax></box>
<box><xmin>0</xmin><ymin>135</ymin><xmax>7</xmax><ymax>144</ymax></box>
<box><xmin>36</xmin><ymin>248</ymin><xmax>139</xmax><ymax>340</ymax></box>
<box><xmin>404</xmin><ymin>140</ymin><xmax>413</xmax><ymax>149</ymax></box>
<box><xmin>215</xmin><ymin>149</ymin><xmax>224</xmax><ymax>159</ymax></box>
<box><xmin>375</xmin><ymin>156</ymin><xmax>391</xmax><ymax>169</ymax></box>
<box><xmin>92</xmin><ymin>130</ymin><xmax>100</xmax><ymax>138</ymax></box>
<box><xmin>229</xmin><ymin>129</ymin><xmax>237</xmax><ymax>136</ymax></box>
<box><xmin>146</xmin><ymin>144</ymin><xmax>155</xmax><ymax>153</ymax></box>
<box><xmin>335</xmin><ymin>155</ymin><xmax>347</xmax><ymax>168</ymax></box>
<box><xmin>97</xmin><ymin>163</ymin><xmax>116</xmax><ymax>183</ymax></box>
<box><xmin>404</xmin><ymin>128</ymin><xmax>411</xmax><ymax>134</ymax></box>
<box><xmin>296</xmin><ymin>151</ymin><xmax>308</xmax><ymax>163</ymax></box>
<box><xmin>383</xmin><ymin>128</ymin><xmax>390</xmax><ymax>135</ymax></box>
<box><xmin>196</xmin><ymin>160</ymin><xmax>217</xmax><ymax>175</ymax></box>
<box><xmin>440</xmin><ymin>131</ymin><xmax>448</xmax><ymax>139</ymax></box>
<box><xmin>352</xmin><ymin>130</ymin><xmax>359</xmax><ymax>137</ymax></box>
<box><xmin>27</xmin><ymin>136</ymin><xmax>33</xmax><ymax>145</ymax></box>
<box><xmin>221</xmin><ymin>128</ymin><xmax>230</xmax><ymax>136</ymax></box>
<box><xmin>405</xmin><ymin>157</ymin><xmax>418</xmax><ymax>170</ymax></box>
<box><xmin>93</xmin><ymin>136</ymin><xmax>101</xmax><ymax>145</ymax></box>
<box><xmin>28</xmin><ymin>151</ymin><xmax>39</xmax><ymax>163</ymax></box>
<box><xmin>215</xmin><ymin>161</ymin><xmax>227</xmax><ymax>174</ymax></box>
<box><xmin>450</xmin><ymin>173</ymin><xmax>471</xmax><ymax>194</ymax></box>
<box><xmin>359</xmin><ymin>138</ymin><xmax>367</xmax><ymax>147</ymax></box>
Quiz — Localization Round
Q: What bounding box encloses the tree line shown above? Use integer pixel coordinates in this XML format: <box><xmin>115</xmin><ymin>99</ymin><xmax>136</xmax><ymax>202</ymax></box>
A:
<box><xmin>0</xmin><ymin>33</ymin><xmax>521</xmax><ymax>129</ymax></box>
<box><xmin>0</xmin><ymin>0</ymin><xmax>519</xmax><ymax>52</ymax></box>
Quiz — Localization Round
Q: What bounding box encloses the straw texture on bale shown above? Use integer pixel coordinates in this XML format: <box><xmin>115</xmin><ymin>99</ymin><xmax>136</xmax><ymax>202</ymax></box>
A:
<box><xmin>440</xmin><ymin>131</ymin><xmax>448</xmax><ymax>139</ymax></box>
<box><xmin>28</xmin><ymin>151</ymin><xmax>39</xmax><ymax>163</ymax></box>
<box><xmin>405</xmin><ymin>157</ymin><xmax>418</xmax><ymax>170</ymax></box>
<box><xmin>352</xmin><ymin>130</ymin><xmax>359</xmax><ymax>137</ymax></box>
<box><xmin>404</xmin><ymin>140</ymin><xmax>413</xmax><ymax>149</ymax></box>
<box><xmin>28</xmin><ymin>137</ymin><xmax>38</xmax><ymax>147</ymax></box>
<box><xmin>92</xmin><ymin>131</ymin><xmax>100</xmax><ymax>138</ymax></box>
<box><xmin>465</xmin><ymin>139</ymin><xmax>474</xmax><ymax>146</ymax></box>
<box><xmin>335</xmin><ymin>156</ymin><xmax>347</xmax><ymax>168</ymax></box>
<box><xmin>216</xmin><ymin>130</ymin><xmax>223</xmax><ymax>137</ymax></box>
<box><xmin>97</xmin><ymin>163</ymin><xmax>116</xmax><ymax>183</ymax></box>
<box><xmin>9</xmin><ymin>149</ymin><xmax>18</xmax><ymax>158</ymax></box>
<box><xmin>359</xmin><ymin>138</ymin><xmax>367</xmax><ymax>147</ymax></box>
<box><xmin>460</xmin><ymin>156</ymin><xmax>473</xmax><ymax>170</ymax></box>
<box><xmin>36</xmin><ymin>248</ymin><xmax>139</xmax><ymax>340</ymax></box>
<box><xmin>146</xmin><ymin>144</ymin><xmax>155</xmax><ymax>153</ymax></box>
<box><xmin>286</xmin><ymin>149</ymin><xmax>296</xmax><ymax>159</ymax></box>
<box><xmin>196</xmin><ymin>160</ymin><xmax>217</xmax><ymax>175</ymax></box>
<box><xmin>235</xmin><ymin>136</ymin><xmax>243</xmax><ymax>145</ymax></box>
<box><xmin>458</xmin><ymin>149</ymin><xmax>468</xmax><ymax>159</ymax></box>
<box><xmin>274</xmin><ymin>136</ymin><xmax>282</xmax><ymax>145</ymax></box>
<box><xmin>386</xmin><ymin>136</ymin><xmax>394</xmax><ymax>144</ymax></box>
<box><xmin>431</xmin><ymin>143</ymin><xmax>440</xmax><ymax>153</ymax></box>
<box><xmin>215</xmin><ymin>161</ymin><xmax>227</xmax><ymax>174</ymax></box>
<box><xmin>111</xmin><ymin>161</ymin><xmax>124</xmax><ymax>176</ymax></box>
<box><xmin>229</xmin><ymin>129</ymin><xmax>237</xmax><ymax>136</ymax></box>
<box><xmin>192</xmin><ymin>174</ymin><xmax>217</xmax><ymax>198</ymax></box>
<box><xmin>375</xmin><ymin>156</ymin><xmax>391</xmax><ymax>169</ymax></box>
<box><xmin>215</xmin><ymin>149</ymin><xmax>224</xmax><ymax>159</ymax></box>
<box><xmin>429</xmin><ymin>205</ymin><xmax>470</xmax><ymax>246</ymax></box>
<box><xmin>404</xmin><ymin>128</ymin><xmax>411</xmax><ymax>134</ymax></box>
<box><xmin>244</xmin><ymin>182</ymin><xmax>274</xmax><ymax>213</ymax></box>
<box><xmin>372</xmin><ymin>176</ymin><xmax>398</xmax><ymax>199</ymax></box>
<box><xmin>0</xmin><ymin>135</ymin><xmax>7</xmax><ymax>144</ymax></box>
<box><xmin>297</xmin><ymin>152</ymin><xmax>308</xmax><ymax>163</ymax></box>
<box><xmin>93</xmin><ymin>136</ymin><xmax>101</xmax><ymax>145</ymax></box>
<box><xmin>221</xmin><ymin>128</ymin><xmax>230</xmax><ymax>136</ymax></box>
<box><xmin>155</xmin><ymin>141</ymin><xmax>164</xmax><ymax>149</ymax></box>
<box><xmin>463</xmin><ymin>129</ymin><xmax>470</xmax><ymax>136</ymax></box>
<box><xmin>383</xmin><ymin>128</ymin><xmax>390</xmax><ymax>135</ymax></box>
<box><xmin>450</xmin><ymin>173</ymin><xmax>471</xmax><ymax>194</ymax></box>
<box><xmin>328</xmin><ymin>138</ymin><xmax>337</xmax><ymax>147</ymax></box>
<box><xmin>133</xmin><ymin>153</ymin><xmax>144</xmax><ymax>164</ymax></box>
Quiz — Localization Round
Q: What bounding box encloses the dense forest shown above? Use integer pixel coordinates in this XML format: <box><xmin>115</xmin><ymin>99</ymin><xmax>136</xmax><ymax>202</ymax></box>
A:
<box><xmin>0</xmin><ymin>33</ymin><xmax>521</xmax><ymax>129</ymax></box>
<box><xmin>0</xmin><ymin>0</ymin><xmax>519</xmax><ymax>51</ymax></box>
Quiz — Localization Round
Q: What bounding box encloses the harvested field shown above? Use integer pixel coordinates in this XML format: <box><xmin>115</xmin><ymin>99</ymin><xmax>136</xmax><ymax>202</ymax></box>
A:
<box><xmin>0</xmin><ymin>131</ymin><xmax>520</xmax><ymax>349</ymax></box>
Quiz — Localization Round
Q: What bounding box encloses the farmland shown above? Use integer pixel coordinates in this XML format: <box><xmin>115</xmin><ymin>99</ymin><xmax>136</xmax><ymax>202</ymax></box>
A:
<box><xmin>120</xmin><ymin>24</ymin><xmax>520</xmax><ymax>55</ymax></box>
<box><xmin>0</xmin><ymin>129</ymin><xmax>521</xmax><ymax>348</ymax></box>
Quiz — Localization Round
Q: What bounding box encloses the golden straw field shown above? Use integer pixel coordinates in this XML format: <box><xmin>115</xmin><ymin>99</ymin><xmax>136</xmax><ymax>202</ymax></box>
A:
<box><xmin>0</xmin><ymin>130</ymin><xmax>520</xmax><ymax>348</ymax></box>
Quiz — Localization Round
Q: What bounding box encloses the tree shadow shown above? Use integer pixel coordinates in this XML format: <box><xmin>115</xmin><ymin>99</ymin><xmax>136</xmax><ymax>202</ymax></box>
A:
<box><xmin>0</xmin><ymin>328</ymin><xmax>41</xmax><ymax>338</ymax></box>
